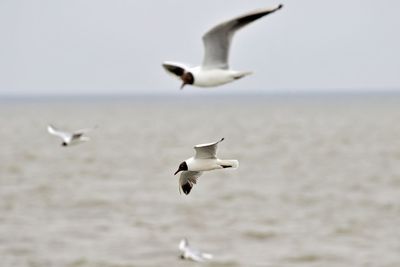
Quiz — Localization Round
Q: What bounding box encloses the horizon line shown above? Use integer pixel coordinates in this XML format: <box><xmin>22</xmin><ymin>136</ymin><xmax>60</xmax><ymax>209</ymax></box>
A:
<box><xmin>1</xmin><ymin>88</ymin><xmax>400</xmax><ymax>99</ymax></box>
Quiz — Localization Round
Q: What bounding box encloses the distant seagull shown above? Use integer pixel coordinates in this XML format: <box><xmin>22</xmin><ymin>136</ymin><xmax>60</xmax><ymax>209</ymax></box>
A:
<box><xmin>174</xmin><ymin>138</ymin><xmax>239</xmax><ymax>195</ymax></box>
<box><xmin>179</xmin><ymin>238</ymin><xmax>213</xmax><ymax>262</ymax></box>
<box><xmin>162</xmin><ymin>4</ymin><xmax>283</xmax><ymax>89</ymax></box>
<box><xmin>47</xmin><ymin>124</ymin><xmax>95</xmax><ymax>147</ymax></box>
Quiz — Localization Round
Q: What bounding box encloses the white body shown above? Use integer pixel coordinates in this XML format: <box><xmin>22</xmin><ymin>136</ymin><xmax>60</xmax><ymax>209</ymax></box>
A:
<box><xmin>179</xmin><ymin>238</ymin><xmax>213</xmax><ymax>262</ymax></box>
<box><xmin>63</xmin><ymin>136</ymin><xmax>90</xmax><ymax>146</ymax></box>
<box><xmin>186</xmin><ymin>157</ymin><xmax>239</xmax><ymax>172</ymax></box>
<box><xmin>189</xmin><ymin>66</ymin><xmax>251</xmax><ymax>88</ymax></box>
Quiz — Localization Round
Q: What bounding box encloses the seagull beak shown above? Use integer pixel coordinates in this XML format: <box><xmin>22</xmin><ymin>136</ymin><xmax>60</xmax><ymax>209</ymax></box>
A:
<box><xmin>174</xmin><ymin>169</ymin><xmax>180</xmax><ymax>175</ymax></box>
<box><xmin>180</xmin><ymin>82</ymin><xmax>186</xmax><ymax>90</ymax></box>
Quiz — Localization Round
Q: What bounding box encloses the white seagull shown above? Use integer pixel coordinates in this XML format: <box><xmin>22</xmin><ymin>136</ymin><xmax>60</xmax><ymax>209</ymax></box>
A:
<box><xmin>174</xmin><ymin>138</ymin><xmax>239</xmax><ymax>195</ymax></box>
<box><xmin>179</xmin><ymin>238</ymin><xmax>213</xmax><ymax>262</ymax></box>
<box><xmin>162</xmin><ymin>4</ymin><xmax>283</xmax><ymax>89</ymax></box>
<box><xmin>47</xmin><ymin>124</ymin><xmax>95</xmax><ymax>147</ymax></box>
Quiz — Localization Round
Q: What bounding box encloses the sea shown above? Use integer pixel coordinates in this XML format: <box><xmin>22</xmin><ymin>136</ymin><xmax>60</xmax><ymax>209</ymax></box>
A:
<box><xmin>1</xmin><ymin>93</ymin><xmax>400</xmax><ymax>267</ymax></box>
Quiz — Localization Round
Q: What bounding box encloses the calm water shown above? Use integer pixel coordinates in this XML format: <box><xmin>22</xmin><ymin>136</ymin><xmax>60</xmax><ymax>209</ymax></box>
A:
<box><xmin>1</xmin><ymin>94</ymin><xmax>400</xmax><ymax>267</ymax></box>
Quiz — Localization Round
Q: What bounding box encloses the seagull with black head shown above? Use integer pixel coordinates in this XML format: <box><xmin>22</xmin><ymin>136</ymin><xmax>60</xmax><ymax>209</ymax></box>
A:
<box><xmin>163</xmin><ymin>4</ymin><xmax>283</xmax><ymax>89</ymax></box>
<box><xmin>174</xmin><ymin>138</ymin><xmax>239</xmax><ymax>195</ymax></box>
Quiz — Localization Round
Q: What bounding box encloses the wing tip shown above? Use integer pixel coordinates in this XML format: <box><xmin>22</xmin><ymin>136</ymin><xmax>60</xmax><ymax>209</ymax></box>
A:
<box><xmin>181</xmin><ymin>182</ymin><xmax>192</xmax><ymax>195</ymax></box>
<box><xmin>259</xmin><ymin>4</ymin><xmax>283</xmax><ymax>14</ymax></box>
<box><xmin>194</xmin><ymin>137</ymin><xmax>225</xmax><ymax>148</ymax></box>
<box><xmin>162</xmin><ymin>62</ymin><xmax>186</xmax><ymax>77</ymax></box>
<box><xmin>161</xmin><ymin>62</ymin><xmax>169</xmax><ymax>71</ymax></box>
<box><xmin>47</xmin><ymin>124</ymin><xmax>56</xmax><ymax>133</ymax></box>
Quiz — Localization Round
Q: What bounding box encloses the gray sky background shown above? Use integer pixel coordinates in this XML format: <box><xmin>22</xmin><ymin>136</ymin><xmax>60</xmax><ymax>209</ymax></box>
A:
<box><xmin>1</xmin><ymin>0</ymin><xmax>399</xmax><ymax>95</ymax></box>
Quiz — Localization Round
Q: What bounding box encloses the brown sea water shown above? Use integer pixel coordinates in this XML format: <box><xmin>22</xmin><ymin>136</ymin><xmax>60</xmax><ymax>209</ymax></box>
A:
<box><xmin>1</xmin><ymin>94</ymin><xmax>400</xmax><ymax>267</ymax></box>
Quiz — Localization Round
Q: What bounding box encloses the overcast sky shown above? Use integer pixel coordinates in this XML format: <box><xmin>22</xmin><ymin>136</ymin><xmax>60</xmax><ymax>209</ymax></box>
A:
<box><xmin>0</xmin><ymin>0</ymin><xmax>399</xmax><ymax>95</ymax></box>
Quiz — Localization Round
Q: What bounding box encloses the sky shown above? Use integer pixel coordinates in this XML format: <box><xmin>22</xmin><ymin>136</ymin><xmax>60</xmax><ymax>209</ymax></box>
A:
<box><xmin>0</xmin><ymin>0</ymin><xmax>399</xmax><ymax>95</ymax></box>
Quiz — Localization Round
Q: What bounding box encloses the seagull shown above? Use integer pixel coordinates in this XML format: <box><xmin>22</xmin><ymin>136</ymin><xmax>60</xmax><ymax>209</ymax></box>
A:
<box><xmin>174</xmin><ymin>138</ymin><xmax>239</xmax><ymax>195</ymax></box>
<box><xmin>179</xmin><ymin>238</ymin><xmax>213</xmax><ymax>262</ymax></box>
<box><xmin>162</xmin><ymin>4</ymin><xmax>283</xmax><ymax>89</ymax></box>
<box><xmin>47</xmin><ymin>124</ymin><xmax>95</xmax><ymax>147</ymax></box>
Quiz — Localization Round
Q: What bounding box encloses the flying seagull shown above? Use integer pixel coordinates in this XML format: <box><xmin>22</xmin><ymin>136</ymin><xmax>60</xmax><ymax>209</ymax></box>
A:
<box><xmin>162</xmin><ymin>4</ymin><xmax>283</xmax><ymax>89</ymax></box>
<box><xmin>174</xmin><ymin>138</ymin><xmax>239</xmax><ymax>195</ymax></box>
<box><xmin>47</xmin><ymin>124</ymin><xmax>95</xmax><ymax>147</ymax></box>
<box><xmin>179</xmin><ymin>238</ymin><xmax>213</xmax><ymax>262</ymax></box>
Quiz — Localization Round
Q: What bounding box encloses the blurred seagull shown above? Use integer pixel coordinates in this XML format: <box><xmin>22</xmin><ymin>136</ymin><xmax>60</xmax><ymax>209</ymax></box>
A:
<box><xmin>179</xmin><ymin>238</ymin><xmax>213</xmax><ymax>262</ymax></box>
<box><xmin>174</xmin><ymin>138</ymin><xmax>239</xmax><ymax>195</ymax></box>
<box><xmin>163</xmin><ymin>4</ymin><xmax>283</xmax><ymax>89</ymax></box>
<box><xmin>47</xmin><ymin>124</ymin><xmax>96</xmax><ymax>147</ymax></box>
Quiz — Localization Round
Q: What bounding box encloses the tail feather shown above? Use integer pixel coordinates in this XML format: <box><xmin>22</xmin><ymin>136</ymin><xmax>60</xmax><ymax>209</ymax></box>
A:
<box><xmin>233</xmin><ymin>71</ymin><xmax>253</xmax><ymax>80</ymax></box>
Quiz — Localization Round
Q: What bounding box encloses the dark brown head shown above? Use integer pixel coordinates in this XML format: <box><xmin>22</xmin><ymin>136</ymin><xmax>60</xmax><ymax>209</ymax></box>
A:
<box><xmin>180</xmin><ymin>72</ymin><xmax>194</xmax><ymax>89</ymax></box>
<box><xmin>174</xmin><ymin>161</ymin><xmax>188</xmax><ymax>175</ymax></box>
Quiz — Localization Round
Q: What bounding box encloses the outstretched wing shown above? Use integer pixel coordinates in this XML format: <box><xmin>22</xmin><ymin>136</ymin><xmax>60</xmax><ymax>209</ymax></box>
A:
<box><xmin>72</xmin><ymin>125</ymin><xmax>97</xmax><ymax>139</ymax></box>
<box><xmin>202</xmin><ymin>4</ymin><xmax>283</xmax><ymax>69</ymax></box>
<box><xmin>194</xmin><ymin>138</ymin><xmax>224</xmax><ymax>159</ymax></box>
<box><xmin>179</xmin><ymin>171</ymin><xmax>202</xmax><ymax>195</ymax></box>
<box><xmin>73</xmin><ymin>125</ymin><xmax>97</xmax><ymax>135</ymax></box>
<box><xmin>179</xmin><ymin>238</ymin><xmax>188</xmax><ymax>251</ymax></box>
<box><xmin>162</xmin><ymin>61</ymin><xmax>189</xmax><ymax>78</ymax></box>
<box><xmin>47</xmin><ymin>124</ymin><xmax>71</xmax><ymax>140</ymax></box>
